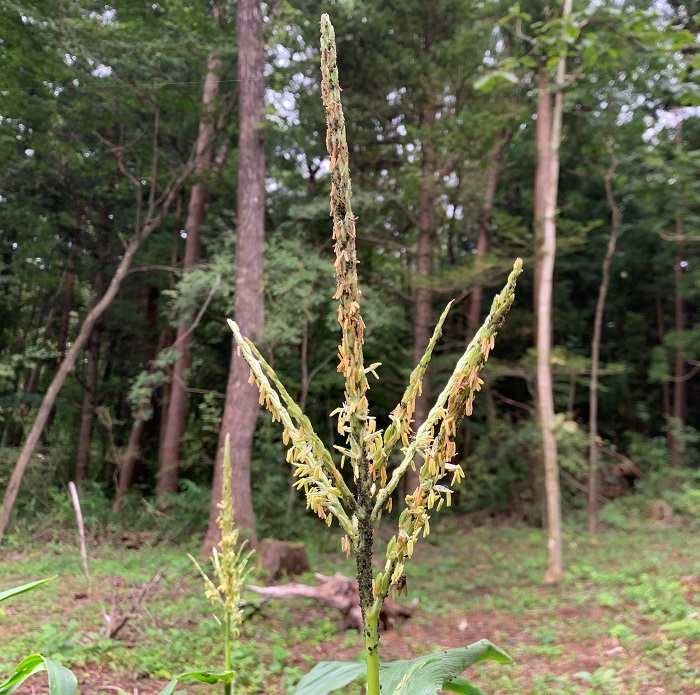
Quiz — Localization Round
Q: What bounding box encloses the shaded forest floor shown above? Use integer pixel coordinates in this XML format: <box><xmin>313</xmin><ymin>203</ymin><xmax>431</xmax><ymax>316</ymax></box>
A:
<box><xmin>1</xmin><ymin>522</ymin><xmax>699</xmax><ymax>694</ymax></box>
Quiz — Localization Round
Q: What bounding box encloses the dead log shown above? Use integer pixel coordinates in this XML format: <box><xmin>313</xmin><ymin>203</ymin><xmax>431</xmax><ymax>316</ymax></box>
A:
<box><xmin>259</xmin><ymin>539</ymin><xmax>311</xmax><ymax>580</ymax></box>
<box><xmin>247</xmin><ymin>573</ymin><xmax>417</xmax><ymax>631</ymax></box>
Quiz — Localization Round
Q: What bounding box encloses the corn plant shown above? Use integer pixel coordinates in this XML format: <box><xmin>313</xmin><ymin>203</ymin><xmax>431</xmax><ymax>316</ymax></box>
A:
<box><xmin>159</xmin><ymin>434</ymin><xmax>254</xmax><ymax>695</ymax></box>
<box><xmin>224</xmin><ymin>14</ymin><xmax>521</xmax><ymax>695</ymax></box>
<box><xmin>0</xmin><ymin>577</ymin><xmax>78</xmax><ymax>695</ymax></box>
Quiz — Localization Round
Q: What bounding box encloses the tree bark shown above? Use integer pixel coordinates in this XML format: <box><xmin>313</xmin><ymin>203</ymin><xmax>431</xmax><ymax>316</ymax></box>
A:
<box><xmin>537</xmin><ymin>0</ymin><xmax>572</xmax><ymax>585</ymax></box>
<box><xmin>655</xmin><ymin>293</ymin><xmax>673</xmax><ymax>422</ymax></box>
<box><xmin>0</xmin><ymin>148</ymin><xmax>200</xmax><ymax>544</ymax></box>
<box><xmin>533</xmin><ymin>67</ymin><xmax>552</xmax><ymax>315</ymax></box>
<box><xmin>157</xmin><ymin>48</ymin><xmax>222</xmax><ymax>500</ymax></box>
<box><xmin>408</xmin><ymin>99</ymin><xmax>437</xmax><ymax>495</ymax></box>
<box><xmin>74</xmin><ymin>323</ymin><xmax>102</xmax><ymax>485</ymax></box>
<box><xmin>113</xmin><ymin>419</ymin><xmax>145</xmax><ymax>510</ymax></box>
<box><xmin>671</xmin><ymin>246</ymin><xmax>686</xmax><ymax>467</ymax></box>
<box><xmin>467</xmin><ymin>132</ymin><xmax>510</xmax><ymax>335</ymax></box>
<box><xmin>75</xmin><ymin>235</ymin><xmax>107</xmax><ymax>486</ymax></box>
<box><xmin>204</xmin><ymin>0</ymin><xmax>266</xmax><ymax>553</ymax></box>
<box><xmin>588</xmin><ymin>145</ymin><xmax>619</xmax><ymax>535</ymax></box>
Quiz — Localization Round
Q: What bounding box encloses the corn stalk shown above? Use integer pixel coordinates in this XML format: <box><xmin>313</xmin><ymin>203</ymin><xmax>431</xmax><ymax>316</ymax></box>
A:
<box><xmin>228</xmin><ymin>14</ymin><xmax>522</xmax><ymax>695</ymax></box>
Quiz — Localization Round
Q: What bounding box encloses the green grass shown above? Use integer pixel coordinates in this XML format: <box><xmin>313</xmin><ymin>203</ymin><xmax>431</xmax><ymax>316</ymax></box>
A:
<box><xmin>1</xmin><ymin>522</ymin><xmax>700</xmax><ymax>693</ymax></box>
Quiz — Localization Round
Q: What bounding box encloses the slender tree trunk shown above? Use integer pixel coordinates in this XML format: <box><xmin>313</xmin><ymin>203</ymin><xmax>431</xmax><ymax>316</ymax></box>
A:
<box><xmin>157</xmin><ymin>48</ymin><xmax>222</xmax><ymax>500</ymax></box>
<box><xmin>670</xmin><ymin>115</ymin><xmax>686</xmax><ymax>466</ymax></box>
<box><xmin>588</xmin><ymin>146</ymin><xmax>620</xmax><ymax>535</ymax></box>
<box><xmin>408</xmin><ymin>99</ymin><xmax>437</xmax><ymax>495</ymax></box>
<box><xmin>537</xmin><ymin>0</ymin><xmax>572</xmax><ymax>585</ymax></box>
<box><xmin>0</xmin><ymin>152</ymin><xmax>200</xmax><ymax>544</ymax></box>
<box><xmin>75</xmin><ymin>324</ymin><xmax>102</xmax><ymax>485</ymax></box>
<box><xmin>113</xmin><ymin>420</ymin><xmax>145</xmax><ymax>511</ymax></box>
<box><xmin>158</xmin><ymin>227</ymin><xmax>182</xmax><ymax>448</ymax></box>
<box><xmin>75</xmin><ymin>235</ymin><xmax>107</xmax><ymax>485</ymax></box>
<box><xmin>113</xmin><ymin>289</ymin><xmax>164</xmax><ymax>510</ymax></box>
<box><xmin>672</xmin><ymin>246</ymin><xmax>686</xmax><ymax>467</ymax></box>
<box><xmin>43</xmin><ymin>243</ymin><xmax>77</xmax><ymax>441</ymax></box>
<box><xmin>656</xmin><ymin>293</ymin><xmax>673</xmax><ymax>424</ymax></box>
<box><xmin>533</xmin><ymin>67</ymin><xmax>552</xmax><ymax>315</ymax></box>
<box><xmin>529</xmin><ymin>67</ymin><xmax>553</xmax><ymax>532</ymax></box>
<box><xmin>204</xmin><ymin>0</ymin><xmax>266</xmax><ymax>553</ymax></box>
<box><xmin>467</xmin><ymin>132</ymin><xmax>510</xmax><ymax>335</ymax></box>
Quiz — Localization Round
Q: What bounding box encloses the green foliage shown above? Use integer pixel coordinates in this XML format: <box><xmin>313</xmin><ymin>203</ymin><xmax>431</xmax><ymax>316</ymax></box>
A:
<box><xmin>160</xmin><ymin>671</ymin><xmax>235</xmax><ymax>695</ymax></box>
<box><xmin>0</xmin><ymin>578</ymin><xmax>77</xmax><ymax>695</ymax></box>
<box><xmin>0</xmin><ymin>654</ymin><xmax>77</xmax><ymax>695</ymax></box>
<box><xmin>292</xmin><ymin>641</ymin><xmax>512</xmax><ymax>695</ymax></box>
<box><xmin>0</xmin><ymin>576</ymin><xmax>56</xmax><ymax>604</ymax></box>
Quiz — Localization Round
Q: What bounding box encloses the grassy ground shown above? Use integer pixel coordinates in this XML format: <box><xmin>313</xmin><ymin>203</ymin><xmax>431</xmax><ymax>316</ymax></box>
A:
<box><xmin>1</xmin><ymin>521</ymin><xmax>699</xmax><ymax>694</ymax></box>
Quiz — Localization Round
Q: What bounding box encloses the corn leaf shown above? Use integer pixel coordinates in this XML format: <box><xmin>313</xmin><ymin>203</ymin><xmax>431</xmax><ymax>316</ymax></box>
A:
<box><xmin>159</xmin><ymin>670</ymin><xmax>235</xmax><ymax>695</ymax></box>
<box><xmin>0</xmin><ymin>576</ymin><xmax>57</xmax><ymax>603</ymax></box>
<box><xmin>0</xmin><ymin>654</ymin><xmax>77</xmax><ymax>695</ymax></box>
<box><xmin>292</xmin><ymin>661</ymin><xmax>365</xmax><ymax>695</ymax></box>
<box><xmin>293</xmin><ymin>640</ymin><xmax>511</xmax><ymax>695</ymax></box>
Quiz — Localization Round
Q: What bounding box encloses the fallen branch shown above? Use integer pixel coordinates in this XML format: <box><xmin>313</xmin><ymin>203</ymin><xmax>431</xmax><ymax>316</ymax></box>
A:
<box><xmin>247</xmin><ymin>573</ymin><xmax>417</xmax><ymax>631</ymax></box>
<box><xmin>101</xmin><ymin>567</ymin><xmax>164</xmax><ymax>640</ymax></box>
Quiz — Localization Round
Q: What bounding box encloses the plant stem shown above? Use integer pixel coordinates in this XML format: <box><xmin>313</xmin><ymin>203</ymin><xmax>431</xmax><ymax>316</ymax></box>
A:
<box><xmin>364</xmin><ymin>608</ymin><xmax>381</xmax><ymax>695</ymax></box>
<box><xmin>224</xmin><ymin>610</ymin><xmax>232</xmax><ymax>695</ymax></box>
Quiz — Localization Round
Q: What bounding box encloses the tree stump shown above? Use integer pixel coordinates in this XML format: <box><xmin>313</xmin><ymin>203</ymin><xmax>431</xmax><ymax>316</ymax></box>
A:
<box><xmin>259</xmin><ymin>539</ymin><xmax>311</xmax><ymax>580</ymax></box>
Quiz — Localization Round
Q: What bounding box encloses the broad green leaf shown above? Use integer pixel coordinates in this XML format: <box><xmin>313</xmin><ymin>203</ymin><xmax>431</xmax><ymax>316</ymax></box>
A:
<box><xmin>0</xmin><ymin>576</ymin><xmax>57</xmax><ymax>603</ymax></box>
<box><xmin>0</xmin><ymin>655</ymin><xmax>77</xmax><ymax>695</ymax></box>
<box><xmin>292</xmin><ymin>662</ymin><xmax>365</xmax><ymax>695</ymax></box>
<box><xmin>293</xmin><ymin>640</ymin><xmax>511</xmax><ymax>695</ymax></box>
<box><xmin>159</xmin><ymin>670</ymin><xmax>235</xmax><ymax>695</ymax></box>
<box><xmin>380</xmin><ymin>640</ymin><xmax>513</xmax><ymax>695</ymax></box>
<box><xmin>443</xmin><ymin>676</ymin><xmax>489</xmax><ymax>695</ymax></box>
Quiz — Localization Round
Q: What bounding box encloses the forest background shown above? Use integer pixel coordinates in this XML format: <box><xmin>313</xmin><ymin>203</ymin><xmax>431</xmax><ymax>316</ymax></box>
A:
<box><xmin>1</xmin><ymin>0</ymin><xmax>699</xmax><ymax>570</ymax></box>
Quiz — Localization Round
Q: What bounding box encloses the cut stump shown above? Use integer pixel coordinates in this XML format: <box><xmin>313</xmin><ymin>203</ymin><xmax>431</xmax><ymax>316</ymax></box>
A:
<box><xmin>259</xmin><ymin>539</ymin><xmax>311</xmax><ymax>580</ymax></box>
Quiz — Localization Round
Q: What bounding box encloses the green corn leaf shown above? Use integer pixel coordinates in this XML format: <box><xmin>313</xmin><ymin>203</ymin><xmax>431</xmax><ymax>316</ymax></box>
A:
<box><xmin>380</xmin><ymin>640</ymin><xmax>512</xmax><ymax>695</ymax></box>
<box><xmin>292</xmin><ymin>661</ymin><xmax>365</xmax><ymax>695</ymax></box>
<box><xmin>293</xmin><ymin>640</ymin><xmax>512</xmax><ymax>695</ymax></box>
<box><xmin>158</xmin><ymin>670</ymin><xmax>235</xmax><ymax>695</ymax></box>
<box><xmin>0</xmin><ymin>576</ymin><xmax>57</xmax><ymax>603</ymax></box>
<box><xmin>0</xmin><ymin>654</ymin><xmax>77</xmax><ymax>695</ymax></box>
<box><xmin>442</xmin><ymin>676</ymin><xmax>489</xmax><ymax>695</ymax></box>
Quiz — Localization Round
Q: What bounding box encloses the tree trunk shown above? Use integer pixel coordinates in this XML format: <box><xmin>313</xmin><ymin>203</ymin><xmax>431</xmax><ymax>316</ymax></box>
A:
<box><xmin>75</xmin><ymin>323</ymin><xmax>102</xmax><ymax>485</ymax></box>
<box><xmin>0</xmin><ymin>151</ymin><xmax>200</xmax><ymax>544</ymax></box>
<box><xmin>588</xmin><ymin>146</ymin><xmax>620</xmax><ymax>535</ymax></box>
<box><xmin>408</xmin><ymin>99</ymin><xmax>437</xmax><ymax>495</ymax></box>
<box><xmin>157</xmin><ymin>227</ymin><xmax>182</xmax><ymax>450</ymax></box>
<box><xmin>533</xmin><ymin>68</ymin><xmax>552</xmax><ymax>315</ymax></box>
<box><xmin>75</xmin><ymin>235</ymin><xmax>107</xmax><ymax>486</ymax></box>
<box><xmin>43</xmin><ymin>243</ymin><xmax>77</xmax><ymax>441</ymax></box>
<box><xmin>113</xmin><ymin>419</ymin><xmax>145</xmax><ymax>511</ymax></box>
<box><xmin>467</xmin><ymin>132</ymin><xmax>510</xmax><ymax>335</ymax></box>
<box><xmin>113</xmin><ymin>287</ymin><xmax>163</xmax><ymax>509</ymax></box>
<box><xmin>671</xmin><ymin>246</ymin><xmax>686</xmax><ymax>467</ymax></box>
<box><xmin>655</xmin><ymin>293</ymin><xmax>673</xmax><ymax>427</ymax></box>
<box><xmin>203</xmin><ymin>0</ymin><xmax>266</xmax><ymax>553</ymax></box>
<box><xmin>537</xmin><ymin>0</ymin><xmax>572</xmax><ymax>585</ymax></box>
<box><xmin>157</xmin><ymin>47</ymin><xmax>222</xmax><ymax>500</ymax></box>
